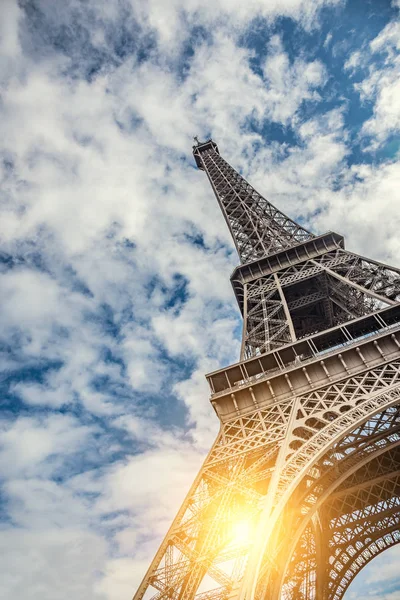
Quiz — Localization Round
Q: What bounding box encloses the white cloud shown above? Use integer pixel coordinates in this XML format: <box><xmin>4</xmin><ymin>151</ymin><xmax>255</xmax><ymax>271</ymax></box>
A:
<box><xmin>324</xmin><ymin>32</ymin><xmax>333</xmax><ymax>48</ymax></box>
<box><xmin>0</xmin><ymin>529</ymin><xmax>107</xmax><ymax>600</ymax></box>
<box><xmin>351</xmin><ymin>20</ymin><xmax>400</xmax><ymax>147</ymax></box>
<box><xmin>0</xmin><ymin>414</ymin><xmax>92</xmax><ymax>478</ymax></box>
<box><xmin>0</xmin><ymin>411</ymin><xmax>209</xmax><ymax>598</ymax></box>
<box><xmin>261</xmin><ymin>35</ymin><xmax>327</xmax><ymax>124</ymax></box>
<box><xmin>316</xmin><ymin>158</ymin><xmax>400</xmax><ymax>262</ymax></box>
<box><xmin>366</xmin><ymin>545</ymin><xmax>400</xmax><ymax>585</ymax></box>
<box><xmin>344</xmin><ymin>49</ymin><xmax>362</xmax><ymax>72</ymax></box>
<box><xmin>173</xmin><ymin>363</ymin><xmax>220</xmax><ymax>445</ymax></box>
<box><xmin>69</xmin><ymin>419</ymin><xmax>208</xmax><ymax>594</ymax></box>
<box><xmin>129</xmin><ymin>0</ymin><xmax>343</xmax><ymax>51</ymax></box>
<box><xmin>346</xmin><ymin>545</ymin><xmax>400</xmax><ymax>599</ymax></box>
<box><xmin>1</xmin><ymin>2</ymin><xmax>400</xmax><ymax>600</ymax></box>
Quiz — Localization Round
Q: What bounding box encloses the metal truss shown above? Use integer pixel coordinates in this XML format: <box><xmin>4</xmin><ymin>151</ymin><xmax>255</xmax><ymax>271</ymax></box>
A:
<box><xmin>132</xmin><ymin>140</ymin><xmax>400</xmax><ymax>600</ymax></box>
<box><xmin>240</xmin><ymin>248</ymin><xmax>400</xmax><ymax>360</ymax></box>
<box><xmin>193</xmin><ymin>141</ymin><xmax>312</xmax><ymax>264</ymax></box>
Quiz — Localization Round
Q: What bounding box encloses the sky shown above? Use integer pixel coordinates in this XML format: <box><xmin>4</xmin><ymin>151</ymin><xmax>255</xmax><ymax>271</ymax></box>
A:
<box><xmin>1</xmin><ymin>0</ymin><xmax>400</xmax><ymax>599</ymax></box>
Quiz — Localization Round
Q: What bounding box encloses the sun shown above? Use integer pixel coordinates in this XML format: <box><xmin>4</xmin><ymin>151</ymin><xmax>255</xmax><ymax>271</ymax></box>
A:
<box><xmin>231</xmin><ymin>519</ymin><xmax>253</xmax><ymax>547</ymax></box>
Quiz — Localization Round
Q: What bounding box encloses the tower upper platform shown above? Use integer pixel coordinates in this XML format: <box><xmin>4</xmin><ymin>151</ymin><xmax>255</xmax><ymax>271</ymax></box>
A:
<box><xmin>192</xmin><ymin>138</ymin><xmax>219</xmax><ymax>170</ymax></box>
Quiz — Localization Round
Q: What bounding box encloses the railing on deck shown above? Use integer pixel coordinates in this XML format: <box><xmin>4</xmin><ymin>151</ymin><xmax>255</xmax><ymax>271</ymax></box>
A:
<box><xmin>206</xmin><ymin>305</ymin><xmax>400</xmax><ymax>397</ymax></box>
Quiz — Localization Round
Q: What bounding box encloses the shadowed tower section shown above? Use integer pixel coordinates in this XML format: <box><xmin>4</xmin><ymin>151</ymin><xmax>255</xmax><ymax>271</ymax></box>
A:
<box><xmin>132</xmin><ymin>139</ymin><xmax>400</xmax><ymax>600</ymax></box>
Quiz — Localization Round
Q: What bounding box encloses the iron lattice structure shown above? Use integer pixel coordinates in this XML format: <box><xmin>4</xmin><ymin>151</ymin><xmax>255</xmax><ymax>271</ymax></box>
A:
<box><xmin>133</xmin><ymin>139</ymin><xmax>400</xmax><ymax>600</ymax></box>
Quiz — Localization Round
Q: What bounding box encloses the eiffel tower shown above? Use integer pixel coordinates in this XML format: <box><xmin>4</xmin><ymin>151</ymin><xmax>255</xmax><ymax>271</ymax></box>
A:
<box><xmin>133</xmin><ymin>139</ymin><xmax>400</xmax><ymax>600</ymax></box>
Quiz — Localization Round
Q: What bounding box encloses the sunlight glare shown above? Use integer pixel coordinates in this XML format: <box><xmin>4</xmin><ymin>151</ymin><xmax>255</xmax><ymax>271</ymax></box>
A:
<box><xmin>231</xmin><ymin>519</ymin><xmax>253</xmax><ymax>547</ymax></box>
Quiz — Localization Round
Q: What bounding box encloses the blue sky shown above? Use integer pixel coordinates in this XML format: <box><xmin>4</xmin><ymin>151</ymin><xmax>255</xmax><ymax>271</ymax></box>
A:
<box><xmin>1</xmin><ymin>1</ymin><xmax>400</xmax><ymax>598</ymax></box>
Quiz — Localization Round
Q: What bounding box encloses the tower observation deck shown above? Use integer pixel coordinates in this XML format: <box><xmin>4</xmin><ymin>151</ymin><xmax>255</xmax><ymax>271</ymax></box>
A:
<box><xmin>133</xmin><ymin>139</ymin><xmax>400</xmax><ymax>600</ymax></box>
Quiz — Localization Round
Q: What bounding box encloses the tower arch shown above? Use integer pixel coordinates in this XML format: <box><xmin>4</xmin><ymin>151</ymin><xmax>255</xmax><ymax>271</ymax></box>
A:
<box><xmin>276</xmin><ymin>417</ymin><xmax>400</xmax><ymax>599</ymax></box>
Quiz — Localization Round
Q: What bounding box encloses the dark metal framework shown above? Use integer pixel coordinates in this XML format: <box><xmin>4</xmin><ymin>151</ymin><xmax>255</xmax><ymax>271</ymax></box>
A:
<box><xmin>132</xmin><ymin>139</ymin><xmax>400</xmax><ymax>600</ymax></box>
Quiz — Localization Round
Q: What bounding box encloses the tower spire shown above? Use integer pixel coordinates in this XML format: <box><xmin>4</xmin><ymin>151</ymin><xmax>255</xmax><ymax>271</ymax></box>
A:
<box><xmin>193</xmin><ymin>139</ymin><xmax>313</xmax><ymax>264</ymax></box>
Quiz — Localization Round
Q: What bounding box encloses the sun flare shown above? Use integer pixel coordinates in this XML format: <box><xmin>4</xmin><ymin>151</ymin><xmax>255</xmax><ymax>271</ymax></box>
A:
<box><xmin>231</xmin><ymin>519</ymin><xmax>253</xmax><ymax>547</ymax></box>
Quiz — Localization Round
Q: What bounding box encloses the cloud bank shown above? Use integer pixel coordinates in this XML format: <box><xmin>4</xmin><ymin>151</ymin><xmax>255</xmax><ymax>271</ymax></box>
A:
<box><xmin>1</xmin><ymin>0</ymin><xmax>400</xmax><ymax>598</ymax></box>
